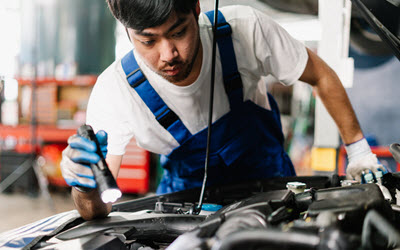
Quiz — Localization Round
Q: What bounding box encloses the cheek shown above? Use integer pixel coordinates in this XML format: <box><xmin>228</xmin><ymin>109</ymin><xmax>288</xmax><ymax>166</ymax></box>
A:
<box><xmin>179</xmin><ymin>36</ymin><xmax>197</xmax><ymax>59</ymax></box>
<box><xmin>143</xmin><ymin>52</ymin><xmax>160</xmax><ymax>68</ymax></box>
<box><xmin>134</xmin><ymin>43</ymin><xmax>160</xmax><ymax>69</ymax></box>
<box><xmin>178</xmin><ymin>43</ymin><xmax>191</xmax><ymax>59</ymax></box>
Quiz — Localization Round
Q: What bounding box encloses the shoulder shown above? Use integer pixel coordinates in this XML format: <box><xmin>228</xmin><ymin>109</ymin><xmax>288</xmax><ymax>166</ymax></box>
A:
<box><xmin>199</xmin><ymin>5</ymin><xmax>278</xmax><ymax>46</ymax></box>
<box><xmin>220</xmin><ymin>5</ymin><xmax>262</xmax><ymax>21</ymax></box>
<box><xmin>90</xmin><ymin>53</ymin><xmax>135</xmax><ymax>102</ymax></box>
<box><xmin>86</xmin><ymin>53</ymin><xmax>136</xmax><ymax>136</ymax></box>
<box><xmin>200</xmin><ymin>5</ymin><xmax>273</xmax><ymax>26</ymax></box>
<box><xmin>88</xmin><ymin>54</ymin><xmax>134</xmax><ymax>113</ymax></box>
<box><xmin>96</xmin><ymin>56</ymin><xmax>126</xmax><ymax>88</ymax></box>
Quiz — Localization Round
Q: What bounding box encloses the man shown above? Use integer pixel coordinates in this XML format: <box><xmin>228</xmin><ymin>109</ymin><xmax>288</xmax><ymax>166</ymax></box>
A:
<box><xmin>61</xmin><ymin>0</ymin><xmax>383</xmax><ymax>220</ymax></box>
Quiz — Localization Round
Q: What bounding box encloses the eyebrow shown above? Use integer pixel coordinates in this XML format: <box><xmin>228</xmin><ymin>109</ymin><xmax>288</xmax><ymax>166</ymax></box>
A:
<box><xmin>135</xmin><ymin>17</ymin><xmax>187</xmax><ymax>37</ymax></box>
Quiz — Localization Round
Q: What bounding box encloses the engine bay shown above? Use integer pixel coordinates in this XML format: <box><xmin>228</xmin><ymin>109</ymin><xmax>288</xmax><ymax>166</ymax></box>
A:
<box><xmin>26</xmin><ymin>174</ymin><xmax>400</xmax><ymax>250</ymax></box>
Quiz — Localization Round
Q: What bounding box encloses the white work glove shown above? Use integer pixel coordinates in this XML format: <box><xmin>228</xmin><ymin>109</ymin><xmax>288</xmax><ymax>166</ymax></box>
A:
<box><xmin>345</xmin><ymin>138</ymin><xmax>384</xmax><ymax>182</ymax></box>
<box><xmin>60</xmin><ymin>130</ymin><xmax>108</xmax><ymax>189</ymax></box>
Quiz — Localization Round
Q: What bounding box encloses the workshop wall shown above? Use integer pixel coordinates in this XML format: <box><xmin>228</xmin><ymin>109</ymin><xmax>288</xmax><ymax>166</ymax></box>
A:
<box><xmin>19</xmin><ymin>0</ymin><xmax>116</xmax><ymax>78</ymax></box>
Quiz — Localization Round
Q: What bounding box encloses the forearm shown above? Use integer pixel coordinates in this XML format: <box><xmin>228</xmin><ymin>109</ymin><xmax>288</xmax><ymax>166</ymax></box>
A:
<box><xmin>72</xmin><ymin>187</ymin><xmax>112</xmax><ymax>220</ymax></box>
<box><xmin>299</xmin><ymin>49</ymin><xmax>382</xmax><ymax>179</ymax></box>
<box><xmin>313</xmin><ymin>68</ymin><xmax>363</xmax><ymax>144</ymax></box>
<box><xmin>70</xmin><ymin>154</ymin><xmax>122</xmax><ymax>220</ymax></box>
<box><xmin>313</xmin><ymin>68</ymin><xmax>384</xmax><ymax>180</ymax></box>
<box><xmin>300</xmin><ymin>48</ymin><xmax>363</xmax><ymax>144</ymax></box>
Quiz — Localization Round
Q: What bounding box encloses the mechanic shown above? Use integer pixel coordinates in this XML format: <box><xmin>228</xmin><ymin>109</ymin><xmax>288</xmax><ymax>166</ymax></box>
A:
<box><xmin>60</xmin><ymin>0</ymin><xmax>383</xmax><ymax>220</ymax></box>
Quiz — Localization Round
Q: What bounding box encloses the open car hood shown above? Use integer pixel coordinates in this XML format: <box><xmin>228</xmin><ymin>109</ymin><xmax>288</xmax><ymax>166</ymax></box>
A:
<box><xmin>351</xmin><ymin>0</ymin><xmax>400</xmax><ymax>61</ymax></box>
<box><xmin>2</xmin><ymin>174</ymin><xmax>400</xmax><ymax>250</ymax></box>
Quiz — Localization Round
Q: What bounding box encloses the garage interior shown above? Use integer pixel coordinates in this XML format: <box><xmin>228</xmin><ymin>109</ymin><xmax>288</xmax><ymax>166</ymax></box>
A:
<box><xmin>0</xmin><ymin>0</ymin><xmax>400</xmax><ymax>249</ymax></box>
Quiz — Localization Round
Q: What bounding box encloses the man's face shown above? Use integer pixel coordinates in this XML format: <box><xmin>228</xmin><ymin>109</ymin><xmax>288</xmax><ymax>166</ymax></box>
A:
<box><xmin>127</xmin><ymin>10</ymin><xmax>201</xmax><ymax>86</ymax></box>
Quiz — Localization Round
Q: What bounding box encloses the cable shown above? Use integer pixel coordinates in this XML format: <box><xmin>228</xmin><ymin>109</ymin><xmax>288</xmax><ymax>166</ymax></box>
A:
<box><xmin>193</xmin><ymin>0</ymin><xmax>220</xmax><ymax>215</ymax></box>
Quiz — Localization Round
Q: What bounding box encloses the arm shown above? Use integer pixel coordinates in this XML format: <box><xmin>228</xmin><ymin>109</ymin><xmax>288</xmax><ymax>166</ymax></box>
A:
<box><xmin>251</xmin><ymin>6</ymin><xmax>381</xmax><ymax>179</ymax></box>
<box><xmin>299</xmin><ymin>48</ymin><xmax>363</xmax><ymax>144</ymax></box>
<box><xmin>299</xmin><ymin>48</ymin><xmax>384</xmax><ymax>180</ymax></box>
<box><xmin>71</xmin><ymin>154</ymin><xmax>122</xmax><ymax>220</ymax></box>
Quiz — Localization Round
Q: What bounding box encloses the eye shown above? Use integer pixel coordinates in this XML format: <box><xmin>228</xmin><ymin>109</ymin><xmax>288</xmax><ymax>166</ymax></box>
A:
<box><xmin>141</xmin><ymin>40</ymin><xmax>155</xmax><ymax>46</ymax></box>
<box><xmin>172</xmin><ymin>28</ymin><xmax>187</xmax><ymax>38</ymax></box>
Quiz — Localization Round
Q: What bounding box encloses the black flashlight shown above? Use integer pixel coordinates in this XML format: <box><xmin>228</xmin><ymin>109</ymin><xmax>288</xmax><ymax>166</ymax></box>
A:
<box><xmin>77</xmin><ymin>124</ymin><xmax>122</xmax><ymax>203</ymax></box>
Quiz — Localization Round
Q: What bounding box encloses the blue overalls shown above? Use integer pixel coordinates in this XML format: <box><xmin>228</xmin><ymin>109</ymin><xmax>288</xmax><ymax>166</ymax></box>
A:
<box><xmin>121</xmin><ymin>11</ymin><xmax>296</xmax><ymax>194</ymax></box>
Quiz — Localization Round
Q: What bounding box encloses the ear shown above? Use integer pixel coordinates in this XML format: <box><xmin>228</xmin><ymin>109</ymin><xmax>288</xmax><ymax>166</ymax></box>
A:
<box><xmin>196</xmin><ymin>1</ymin><xmax>200</xmax><ymax>16</ymax></box>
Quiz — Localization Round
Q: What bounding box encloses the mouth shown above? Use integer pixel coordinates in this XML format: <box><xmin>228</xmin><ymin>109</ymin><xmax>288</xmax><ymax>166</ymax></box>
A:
<box><xmin>162</xmin><ymin>65</ymin><xmax>182</xmax><ymax>76</ymax></box>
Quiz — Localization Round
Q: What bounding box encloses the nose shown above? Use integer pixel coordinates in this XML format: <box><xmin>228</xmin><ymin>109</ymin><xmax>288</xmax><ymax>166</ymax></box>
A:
<box><xmin>159</xmin><ymin>39</ymin><xmax>179</xmax><ymax>63</ymax></box>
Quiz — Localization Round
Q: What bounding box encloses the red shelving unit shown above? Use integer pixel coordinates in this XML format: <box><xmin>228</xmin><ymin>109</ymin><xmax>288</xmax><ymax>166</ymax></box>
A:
<box><xmin>0</xmin><ymin>75</ymin><xmax>151</xmax><ymax>194</ymax></box>
<box><xmin>0</xmin><ymin>124</ymin><xmax>76</xmax><ymax>143</ymax></box>
<box><xmin>17</xmin><ymin>75</ymin><xmax>97</xmax><ymax>86</ymax></box>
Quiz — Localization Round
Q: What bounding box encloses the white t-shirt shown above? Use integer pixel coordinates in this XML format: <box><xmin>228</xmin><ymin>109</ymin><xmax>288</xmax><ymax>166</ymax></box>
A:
<box><xmin>86</xmin><ymin>5</ymin><xmax>308</xmax><ymax>156</ymax></box>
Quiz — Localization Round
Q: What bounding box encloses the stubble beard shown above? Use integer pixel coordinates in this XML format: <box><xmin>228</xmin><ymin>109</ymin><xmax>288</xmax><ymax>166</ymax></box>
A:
<box><xmin>159</xmin><ymin>35</ymin><xmax>201</xmax><ymax>84</ymax></box>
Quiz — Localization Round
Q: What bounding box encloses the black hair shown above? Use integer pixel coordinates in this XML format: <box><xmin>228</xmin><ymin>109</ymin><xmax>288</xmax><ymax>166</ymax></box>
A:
<box><xmin>106</xmin><ymin>0</ymin><xmax>198</xmax><ymax>31</ymax></box>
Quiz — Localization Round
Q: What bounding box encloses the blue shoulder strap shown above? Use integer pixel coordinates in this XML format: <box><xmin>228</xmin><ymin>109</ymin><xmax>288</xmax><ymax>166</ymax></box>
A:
<box><xmin>121</xmin><ymin>51</ymin><xmax>192</xmax><ymax>145</ymax></box>
<box><xmin>205</xmin><ymin>10</ymin><xmax>243</xmax><ymax>108</ymax></box>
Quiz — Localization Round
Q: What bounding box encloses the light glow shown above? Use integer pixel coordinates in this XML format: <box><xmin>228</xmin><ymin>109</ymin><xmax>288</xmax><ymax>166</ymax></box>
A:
<box><xmin>101</xmin><ymin>189</ymin><xmax>122</xmax><ymax>203</ymax></box>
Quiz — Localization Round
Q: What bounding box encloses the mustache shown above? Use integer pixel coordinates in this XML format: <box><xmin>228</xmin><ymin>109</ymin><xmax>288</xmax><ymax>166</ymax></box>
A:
<box><xmin>162</xmin><ymin>60</ymin><xmax>183</xmax><ymax>68</ymax></box>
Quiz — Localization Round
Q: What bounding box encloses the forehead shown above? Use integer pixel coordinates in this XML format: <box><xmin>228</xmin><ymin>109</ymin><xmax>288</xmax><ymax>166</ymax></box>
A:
<box><xmin>132</xmin><ymin>11</ymin><xmax>190</xmax><ymax>37</ymax></box>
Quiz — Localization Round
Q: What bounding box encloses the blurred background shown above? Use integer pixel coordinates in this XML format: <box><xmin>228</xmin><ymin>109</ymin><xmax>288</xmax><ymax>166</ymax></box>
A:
<box><xmin>0</xmin><ymin>0</ymin><xmax>399</xmax><ymax>232</ymax></box>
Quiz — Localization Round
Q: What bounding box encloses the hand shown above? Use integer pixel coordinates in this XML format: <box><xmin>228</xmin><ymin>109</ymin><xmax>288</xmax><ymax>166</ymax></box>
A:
<box><xmin>60</xmin><ymin>130</ymin><xmax>108</xmax><ymax>188</ymax></box>
<box><xmin>346</xmin><ymin>153</ymin><xmax>384</xmax><ymax>182</ymax></box>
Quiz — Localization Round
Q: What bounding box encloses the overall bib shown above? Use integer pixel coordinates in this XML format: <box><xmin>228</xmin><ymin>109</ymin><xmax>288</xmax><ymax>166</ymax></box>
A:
<box><xmin>121</xmin><ymin>11</ymin><xmax>296</xmax><ymax>195</ymax></box>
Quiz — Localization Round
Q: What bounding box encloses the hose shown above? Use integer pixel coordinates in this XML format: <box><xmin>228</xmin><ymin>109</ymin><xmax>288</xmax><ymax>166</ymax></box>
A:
<box><xmin>211</xmin><ymin>229</ymin><xmax>320</xmax><ymax>250</ymax></box>
<box><xmin>361</xmin><ymin>209</ymin><xmax>400</xmax><ymax>250</ymax></box>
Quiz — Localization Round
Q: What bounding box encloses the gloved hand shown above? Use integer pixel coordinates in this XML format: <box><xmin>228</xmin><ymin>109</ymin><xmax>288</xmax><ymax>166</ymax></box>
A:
<box><xmin>346</xmin><ymin>153</ymin><xmax>384</xmax><ymax>182</ymax></box>
<box><xmin>60</xmin><ymin>130</ymin><xmax>108</xmax><ymax>189</ymax></box>
<box><xmin>345</xmin><ymin>138</ymin><xmax>385</xmax><ymax>182</ymax></box>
